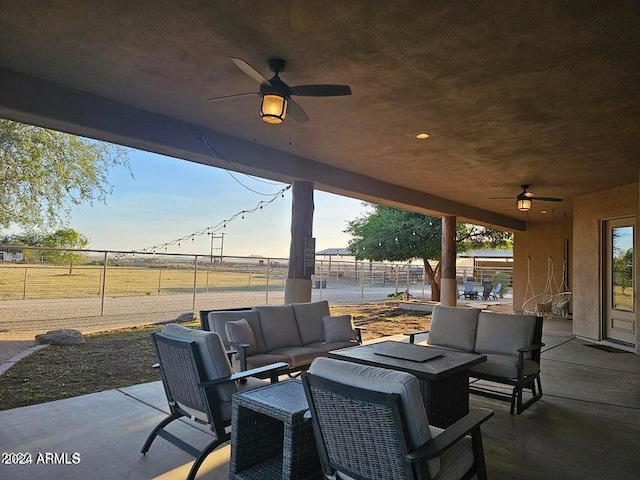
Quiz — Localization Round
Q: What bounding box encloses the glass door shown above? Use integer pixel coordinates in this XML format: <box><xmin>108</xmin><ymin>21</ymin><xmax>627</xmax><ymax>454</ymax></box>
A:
<box><xmin>604</xmin><ymin>219</ymin><xmax>635</xmax><ymax>345</ymax></box>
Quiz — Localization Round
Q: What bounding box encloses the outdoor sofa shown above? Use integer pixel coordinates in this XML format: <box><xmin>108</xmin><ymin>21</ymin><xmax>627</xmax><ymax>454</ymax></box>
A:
<box><xmin>200</xmin><ymin>300</ymin><xmax>363</xmax><ymax>376</ymax></box>
<box><xmin>409</xmin><ymin>305</ymin><xmax>544</xmax><ymax>414</ymax></box>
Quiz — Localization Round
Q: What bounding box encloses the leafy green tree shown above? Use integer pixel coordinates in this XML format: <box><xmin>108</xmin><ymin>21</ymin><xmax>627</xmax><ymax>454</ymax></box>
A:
<box><xmin>345</xmin><ymin>204</ymin><xmax>512</xmax><ymax>301</ymax></box>
<box><xmin>42</xmin><ymin>228</ymin><xmax>90</xmax><ymax>274</ymax></box>
<box><xmin>613</xmin><ymin>248</ymin><xmax>633</xmax><ymax>294</ymax></box>
<box><xmin>0</xmin><ymin>119</ymin><xmax>129</xmax><ymax>230</ymax></box>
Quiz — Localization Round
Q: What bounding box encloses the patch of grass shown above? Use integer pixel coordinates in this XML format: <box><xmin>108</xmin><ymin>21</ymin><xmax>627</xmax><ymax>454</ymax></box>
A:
<box><xmin>0</xmin><ymin>302</ymin><xmax>431</xmax><ymax>411</ymax></box>
<box><xmin>0</xmin><ymin>322</ymin><xmax>191</xmax><ymax>411</ymax></box>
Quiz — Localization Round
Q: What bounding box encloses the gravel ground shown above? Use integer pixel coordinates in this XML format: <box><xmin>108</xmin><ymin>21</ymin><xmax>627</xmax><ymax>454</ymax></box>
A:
<box><xmin>0</xmin><ymin>285</ymin><xmax>512</xmax><ymax>369</ymax></box>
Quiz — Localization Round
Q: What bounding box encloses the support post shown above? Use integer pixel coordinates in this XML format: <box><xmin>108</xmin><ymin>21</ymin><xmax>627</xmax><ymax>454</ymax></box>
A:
<box><xmin>441</xmin><ymin>216</ymin><xmax>458</xmax><ymax>306</ymax></box>
<box><xmin>284</xmin><ymin>181</ymin><xmax>314</xmax><ymax>304</ymax></box>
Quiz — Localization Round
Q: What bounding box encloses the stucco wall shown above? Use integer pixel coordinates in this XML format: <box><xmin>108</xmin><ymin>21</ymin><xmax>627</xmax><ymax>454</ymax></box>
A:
<box><xmin>513</xmin><ymin>217</ymin><xmax>571</xmax><ymax>313</ymax></box>
<box><xmin>573</xmin><ymin>182</ymin><xmax>639</xmax><ymax>343</ymax></box>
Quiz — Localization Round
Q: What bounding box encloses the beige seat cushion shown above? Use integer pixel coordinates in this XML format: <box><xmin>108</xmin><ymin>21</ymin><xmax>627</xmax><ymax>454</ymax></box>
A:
<box><xmin>269</xmin><ymin>346</ymin><xmax>326</xmax><ymax>368</ymax></box>
<box><xmin>246</xmin><ymin>353</ymin><xmax>291</xmax><ymax>370</ymax></box>
<box><xmin>428</xmin><ymin>306</ymin><xmax>480</xmax><ymax>352</ymax></box>
<box><xmin>322</xmin><ymin>315</ymin><xmax>357</xmax><ymax>343</ymax></box>
<box><xmin>476</xmin><ymin>312</ymin><xmax>536</xmax><ymax>357</ymax></box>
<box><xmin>306</xmin><ymin>340</ymin><xmax>359</xmax><ymax>352</ymax></box>
<box><xmin>256</xmin><ymin>305</ymin><xmax>303</xmax><ymax>351</ymax></box>
<box><xmin>292</xmin><ymin>300</ymin><xmax>330</xmax><ymax>345</ymax></box>
<box><xmin>470</xmin><ymin>354</ymin><xmax>540</xmax><ymax>379</ymax></box>
<box><xmin>161</xmin><ymin>324</ymin><xmax>236</xmax><ymax>403</ymax></box>
<box><xmin>207</xmin><ymin>309</ymin><xmax>266</xmax><ymax>353</ymax></box>
<box><xmin>308</xmin><ymin>357</ymin><xmax>440</xmax><ymax>475</ymax></box>
<box><xmin>225</xmin><ymin>318</ymin><xmax>258</xmax><ymax>356</ymax></box>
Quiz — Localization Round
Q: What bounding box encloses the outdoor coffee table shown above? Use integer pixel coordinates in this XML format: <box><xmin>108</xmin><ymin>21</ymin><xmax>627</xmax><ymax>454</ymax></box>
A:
<box><xmin>230</xmin><ymin>379</ymin><xmax>322</xmax><ymax>480</ymax></box>
<box><xmin>329</xmin><ymin>341</ymin><xmax>486</xmax><ymax>428</ymax></box>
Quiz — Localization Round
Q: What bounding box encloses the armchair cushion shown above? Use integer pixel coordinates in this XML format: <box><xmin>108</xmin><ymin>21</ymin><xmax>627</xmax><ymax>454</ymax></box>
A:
<box><xmin>225</xmin><ymin>318</ymin><xmax>258</xmax><ymax>356</ymax></box>
<box><xmin>207</xmin><ymin>309</ymin><xmax>266</xmax><ymax>354</ymax></box>
<box><xmin>322</xmin><ymin>315</ymin><xmax>357</xmax><ymax>343</ymax></box>
<box><xmin>292</xmin><ymin>300</ymin><xmax>330</xmax><ymax>345</ymax></box>
<box><xmin>256</xmin><ymin>305</ymin><xmax>303</xmax><ymax>351</ymax></box>
<box><xmin>470</xmin><ymin>354</ymin><xmax>540</xmax><ymax>379</ymax></box>
<box><xmin>427</xmin><ymin>426</ymin><xmax>474</xmax><ymax>480</ymax></box>
<box><xmin>161</xmin><ymin>323</ymin><xmax>237</xmax><ymax>403</ymax></box>
<box><xmin>475</xmin><ymin>312</ymin><xmax>536</xmax><ymax>357</ymax></box>
<box><xmin>428</xmin><ymin>306</ymin><xmax>480</xmax><ymax>352</ymax></box>
<box><xmin>309</xmin><ymin>358</ymin><xmax>432</xmax><ymax>446</ymax></box>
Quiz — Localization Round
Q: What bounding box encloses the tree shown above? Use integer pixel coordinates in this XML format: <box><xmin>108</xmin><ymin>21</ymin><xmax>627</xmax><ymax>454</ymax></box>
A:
<box><xmin>0</xmin><ymin>119</ymin><xmax>129</xmax><ymax>230</ymax></box>
<box><xmin>345</xmin><ymin>204</ymin><xmax>512</xmax><ymax>301</ymax></box>
<box><xmin>42</xmin><ymin>228</ymin><xmax>90</xmax><ymax>274</ymax></box>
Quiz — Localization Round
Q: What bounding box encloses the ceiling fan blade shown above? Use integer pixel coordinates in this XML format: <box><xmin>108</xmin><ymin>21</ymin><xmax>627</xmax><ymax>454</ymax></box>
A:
<box><xmin>488</xmin><ymin>196</ymin><xmax>515</xmax><ymax>200</ymax></box>
<box><xmin>230</xmin><ymin>57</ymin><xmax>272</xmax><ymax>86</ymax></box>
<box><xmin>206</xmin><ymin>92</ymin><xmax>258</xmax><ymax>102</ymax></box>
<box><xmin>287</xmin><ymin>99</ymin><xmax>309</xmax><ymax>123</ymax></box>
<box><xmin>290</xmin><ymin>84</ymin><xmax>352</xmax><ymax>97</ymax></box>
<box><xmin>534</xmin><ymin>197</ymin><xmax>563</xmax><ymax>202</ymax></box>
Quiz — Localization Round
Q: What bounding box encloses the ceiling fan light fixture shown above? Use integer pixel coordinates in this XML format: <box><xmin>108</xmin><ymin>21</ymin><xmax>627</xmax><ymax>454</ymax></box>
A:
<box><xmin>517</xmin><ymin>197</ymin><xmax>532</xmax><ymax>211</ymax></box>
<box><xmin>261</xmin><ymin>93</ymin><xmax>287</xmax><ymax>124</ymax></box>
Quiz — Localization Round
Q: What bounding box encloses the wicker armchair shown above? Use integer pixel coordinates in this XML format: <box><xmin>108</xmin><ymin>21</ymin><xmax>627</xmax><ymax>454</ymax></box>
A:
<box><xmin>141</xmin><ymin>324</ymin><xmax>286</xmax><ymax>480</ymax></box>
<box><xmin>302</xmin><ymin>358</ymin><xmax>493</xmax><ymax>480</ymax></box>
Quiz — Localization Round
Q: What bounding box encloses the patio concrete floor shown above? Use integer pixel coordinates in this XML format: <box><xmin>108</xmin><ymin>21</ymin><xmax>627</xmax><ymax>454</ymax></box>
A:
<box><xmin>0</xmin><ymin>318</ymin><xmax>638</xmax><ymax>480</ymax></box>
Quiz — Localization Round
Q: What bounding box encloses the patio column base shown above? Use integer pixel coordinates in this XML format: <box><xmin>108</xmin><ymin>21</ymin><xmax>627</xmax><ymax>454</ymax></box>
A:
<box><xmin>440</xmin><ymin>278</ymin><xmax>458</xmax><ymax>306</ymax></box>
<box><xmin>284</xmin><ymin>278</ymin><xmax>312</xmax><ymax>304</ymax></box>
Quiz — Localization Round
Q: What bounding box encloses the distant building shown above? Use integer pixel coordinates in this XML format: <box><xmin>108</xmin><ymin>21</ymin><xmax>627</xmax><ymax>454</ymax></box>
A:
<box><xmin>0</xmin><ymin>249</ymin><xmax>24</xmax><ymax>262</ymax></box>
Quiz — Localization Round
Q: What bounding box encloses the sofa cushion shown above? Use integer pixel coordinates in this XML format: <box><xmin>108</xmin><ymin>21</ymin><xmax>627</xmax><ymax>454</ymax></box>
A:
<box><xmin>246</xmin><ymin>353</ymin><xmax>291</xmax><ymax>370</ymax></box>
<box><xmin>475</xmin><ymin>312</ymin><xmax>536</xmax><ymax>357</ymax></box>
<box><xmin>207</xmin><ymin>309</ymin><xmax>266</xmax><ymax>354</ymax></box>
<box><xmin>270</xmin><ymin>346</ymin><xmax>327</xmax><ymax>367</ymax></box>
<box><xmin>256</xmin><ymin>305</ymin><xmax>303</xmax><ymax>351</ymax></box>
<box><xmin>428</xmin><ymin>306</ymin><xmax>480</xmax><ymax>352</ymax></box>
<box><xmin>160</xmin><ymin>323</ymin><xmax>236</xmax><ymax>403</ymax></box>
<box><xmin>225</xmin><ymin>319</ymin><xmax>258</xmax><ymax>356</ymax></box>
<box><xmin>470</xmin><ymin>354</ymin><xmax>540</xmax><ymax>379</ymax></box>
<box><xmin>323</xmin><ymin>315</ymin><xmax>357</xmax><ymax>343</ymax></box>
<box><xmin>307</xmin><ymin>340</ymin><xmax>359</xmax><ymax>352</ymax></box>
<box><xmin>292</xmin><ymin>300</ymin><xmax>330</xmax><ymax>345</ymax></box>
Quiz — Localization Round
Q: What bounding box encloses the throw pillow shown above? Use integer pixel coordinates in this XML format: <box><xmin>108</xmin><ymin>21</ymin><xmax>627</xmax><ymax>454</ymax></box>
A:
<box><xmin>225</xmin><ymin>318</ymin><xmax>258</xmax><ymax>357</ymax></box>
<box><xmin>322</xmin><ymin>315</ymin><xmax>357</xmax><ymax>343</ymax></box>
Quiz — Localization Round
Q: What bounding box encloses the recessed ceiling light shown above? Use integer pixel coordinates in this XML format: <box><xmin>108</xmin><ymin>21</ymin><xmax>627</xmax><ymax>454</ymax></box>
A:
<box><xmin>416</xmin><ymin>133</ymin><xmax>430</xmax><ymax>139</ymax></box>
<box><xmin>541</xmin><ymin>210</ymin><xmax>548</xmax><ymax>214</ymax></box>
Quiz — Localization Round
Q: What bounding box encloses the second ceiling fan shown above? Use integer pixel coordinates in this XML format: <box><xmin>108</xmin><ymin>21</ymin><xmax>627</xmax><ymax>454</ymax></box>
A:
<box><xmin>206</xmin><ymin>57</ymin><xmax>352</xmax><ymax>124</ymax></box>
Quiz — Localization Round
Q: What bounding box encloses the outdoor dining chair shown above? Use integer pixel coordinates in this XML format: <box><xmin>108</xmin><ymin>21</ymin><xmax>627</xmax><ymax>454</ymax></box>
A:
<box><xmin>302</xmin><ymin>357</ymin><xmax>493</xmax><ymax>480</ymax></box>
<box><xmin>141</xmin><ymin>323</ymin><xmax>286</xmax><ymax>480</ymax></box>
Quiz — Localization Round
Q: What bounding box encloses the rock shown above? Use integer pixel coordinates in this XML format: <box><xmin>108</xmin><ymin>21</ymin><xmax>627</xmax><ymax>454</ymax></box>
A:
<box><xmin>35</xmin><ymin>329</ymin><xmax>85</xmax><ymax>346</ymax></box>
<box><xmin>175</xmin><ymin>312</ymin><xmax>196</xmax><ymax>323</ymax></box>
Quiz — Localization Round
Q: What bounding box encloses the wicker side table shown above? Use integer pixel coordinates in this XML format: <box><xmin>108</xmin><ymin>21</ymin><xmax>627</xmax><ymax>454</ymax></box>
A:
<box><xmin>230</xmin><ymin>379</ymin><xmax>322</xmax><ymax>480</ymax></box>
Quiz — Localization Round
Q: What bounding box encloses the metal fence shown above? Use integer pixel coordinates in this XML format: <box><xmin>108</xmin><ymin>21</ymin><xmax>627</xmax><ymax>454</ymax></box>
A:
<box><xmin>0</xmin><ymin>245</ymin><xmax>512</xmax><ymax>339</ymax></box>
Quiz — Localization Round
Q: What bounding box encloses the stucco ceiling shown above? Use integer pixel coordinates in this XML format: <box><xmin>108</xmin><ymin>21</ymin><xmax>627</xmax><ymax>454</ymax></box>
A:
<box><xmin>1</xmin><ymin>1</ymin><xmax>638</xmax><ymax>228</ymax></box>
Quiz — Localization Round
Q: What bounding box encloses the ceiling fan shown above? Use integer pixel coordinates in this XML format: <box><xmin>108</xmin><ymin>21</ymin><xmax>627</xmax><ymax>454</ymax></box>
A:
<box><xmin>490</xmin><ymin>185</ymin><xmax>563</xmax><ymax>212</ymax></box>
<box><xmin>206</xmin><ymin>57</ymin><xmax>352</xmax><ymax>124</ymax></box>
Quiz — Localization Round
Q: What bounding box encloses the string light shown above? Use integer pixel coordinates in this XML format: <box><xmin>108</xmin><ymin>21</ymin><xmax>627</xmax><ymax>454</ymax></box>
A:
<box><xmin>137</xmin><ymin>184</ymin><xmax>291</xmax><ymax>253</ymax></box>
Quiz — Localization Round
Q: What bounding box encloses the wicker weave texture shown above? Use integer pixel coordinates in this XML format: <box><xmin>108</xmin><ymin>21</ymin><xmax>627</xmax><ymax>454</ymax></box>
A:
<box><xmin>418</xmin><ymin>371</ymin><xmax>468</xmax><ymax>428</ymax></box>
<box><xmin>157</xmin><ymin>340</ymin><xmax>207</xmax><ymax>413</ymax></box>
<box><xmin>231</xmin><ymin>381</ymin><xmax>322</xmax><ymax>480</ymax></box>
<box><xmin>311</xmin><ymin>386</ymin><xmax>408</xmax><ymax>480</ymax></box>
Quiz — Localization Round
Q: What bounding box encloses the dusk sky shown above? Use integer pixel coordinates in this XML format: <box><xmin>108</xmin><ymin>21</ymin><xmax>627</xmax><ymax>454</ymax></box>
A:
<box><xmin>69</xmin><ymin>148</ymin><xmax>368</xmax><ymax>258</ymax></box>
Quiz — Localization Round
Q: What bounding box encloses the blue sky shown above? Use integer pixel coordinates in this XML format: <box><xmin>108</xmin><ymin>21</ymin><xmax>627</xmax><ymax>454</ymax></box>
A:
<box><xmin>70</xmin><ymin>149</ymin><xmax>367</xmax><ymax>257</ymax></box>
